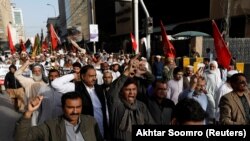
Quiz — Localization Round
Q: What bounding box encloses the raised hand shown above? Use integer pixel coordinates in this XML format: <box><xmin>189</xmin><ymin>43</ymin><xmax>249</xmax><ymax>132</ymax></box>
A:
<box><xmin>196</xmin><ymin>67</ymin><xmax>204</xmax><ymax>77</ymax></box>
<box><xmin>128</xmin><ymin>57</ymin><xmax>139</xmax><ymax>76</ymax></box>
<box><xmin>24</xmin><ymin>95</ymin><xmax>44</xmax><ymax>119</ymax></box>
<box><xmin>123</xmin><ymin>54</ymin><xmax>139</xmax><ymax>76</ymax></box>
<box><xmin>136</xmin><ymin>61</ymin><xmax>147</xmax><ymax>76</ymax></box>
<box><xmin>25</xmin><ymin>57</ymin><xmax>35</xmax><ymax>65</ymax></box>
<box><xmin>190</xmin><ymin>75</ymin><xmax>198</xmax><ymax>90</ymax></box>
<box><xmin>28</xmin><ymin>95</ymin><xmax>44</xmax><ymax>112</ymax></box>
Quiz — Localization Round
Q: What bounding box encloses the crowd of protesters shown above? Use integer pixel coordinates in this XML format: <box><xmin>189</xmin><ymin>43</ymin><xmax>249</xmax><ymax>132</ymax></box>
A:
<box><xmin>0</xmin><ymin>39</ymin><xmax>249</xmax><ymax>141</ymax></box>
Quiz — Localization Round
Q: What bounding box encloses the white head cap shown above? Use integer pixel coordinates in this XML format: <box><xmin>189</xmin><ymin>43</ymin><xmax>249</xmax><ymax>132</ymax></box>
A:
<box><xmin>141</xmin><ymin>57</ymin><xmax>147</xmax><ymax>61</ymax></box>
<box><xmin>227</xmin><ymin>70</ymin><xmax>239</xmax><ymax>78</ymax></box>
<box><xmin>156</xmin><ymin>55</ymin><xmax>161</xmax><ymax>59</ymax></box>
<box><xmin>112</xmin><ymin>61</ymin><xmax>120</xmax><ymax>66</ymax></box>
<box><xmin>186</xmin><ymin>65</ymin><xmax>194</xmax><ymax>70</ymax></box>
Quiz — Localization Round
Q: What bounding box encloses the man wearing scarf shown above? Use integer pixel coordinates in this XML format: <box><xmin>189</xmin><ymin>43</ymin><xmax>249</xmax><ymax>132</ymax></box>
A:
<box><xmin>107</xmin><ymin>57</ymin><xmax>155</xmax><ymax>141</ymax></box>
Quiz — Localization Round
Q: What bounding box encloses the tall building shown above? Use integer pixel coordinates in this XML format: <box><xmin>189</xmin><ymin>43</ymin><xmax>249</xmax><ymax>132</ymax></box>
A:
<box><xmin>60</xmin><ymin>0</ymin><xmax>90</xmax><ymax>40</ymax></box>
<box><xmin>57</xmin><ymin>0</ymin><xmax>250</xmax><ymax>53</ymax></box>
<box><xmin>58</xmin><ymin>0</ymin><xmax>67</xmax><ymax>36</ymax></box>
<box><xmin>12</xmin><ymin>5</ymin><xmax>25</xmax><ymax>42</ymax></box>
<box><xmin>58</xmin><ymin>0</ymin><xmax>115</xmax><ymax>45</ymax></box>
<box><xmin>138</xmin><ymin>0</ymin><xmax>250</xmax><ymax>38</ymax></box>
<box><xmin>0</xmin><ymin>0</ymin><xmax>13</xmax><ymax>49</ymax></box>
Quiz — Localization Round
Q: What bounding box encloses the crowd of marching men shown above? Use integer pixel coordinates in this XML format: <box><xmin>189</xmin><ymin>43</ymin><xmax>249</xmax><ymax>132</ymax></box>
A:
<box><xmin>2</xmin><ymin>43</ymin><xmax>250</xmax><ymax>141</ymax></box>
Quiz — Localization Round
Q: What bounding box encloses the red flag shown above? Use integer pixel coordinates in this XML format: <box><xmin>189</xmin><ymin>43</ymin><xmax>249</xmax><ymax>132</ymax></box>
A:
<box><xmin>7</xmin><ymin>24</ymin><xmax>16</xmax><ymax>54</ymax></box>
<box><xmin>130</xmin><ymin>33</ymin><xmax>137</xmax><ymax>52</ymax></box>
<box><xmin>42</xmin><ymin>40</ymin><xmax>48</xmax><ymax>51</ymax></box>
<box><xmin>160</xmin><ymin>20</ymin><xmax>176</xmax><ymax>59</ymax></box>
<box><xmin>212</xmin><ymin>20</ymin><xmax>232</xmax><ymax>69</ymax></box>
<box><xmin>50</xmin><ymin>24</ymin><xmax>59</xmax><ymax>50</ymax></box>
<box><xmin>20</xmin><ymin>39</ymin><xmax>26</xmax><ymax>52</ymax></box>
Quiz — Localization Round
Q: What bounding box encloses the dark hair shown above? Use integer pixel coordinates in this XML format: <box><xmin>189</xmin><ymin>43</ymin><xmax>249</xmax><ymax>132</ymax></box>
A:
<box><xmin>203</xmin><ymin>58</ymin><xmax>210</xmax><ymax>62</ymax></box>
<box><xmin>123</xmin><ymin>78</ymin><xmax>138</xmax><ymax>88</ymax></box>
<box><xmin>61</xmin><ymin>91</ymin><xmax>82</xmax><ymax>108</ymax></box>
<box><xmin>9</xmin><ymin>64</ymin><xmax>17</xmax><ymax>71</ymax></box>
<box><xmin>230</xmin><ymin>73</ymin><xmax>246</xmax><ymax>84</ymax></box>
<box><xmin>72</xmin><ymin>62</ymin><xmax>82</xmax><ymax>68</ymax></box>
<box><xmin>48</xmin><ymin>69</ymin><xmax>60</xmax><ymax>77</ymax></box>
<box><xmin>152</xmin><ymin>79</ymin><xmax>166</xmax><ymax>88</ymax></box>
<box><xmin>80</xmin><ymin>65</ymin><xmax>95</xmax><ymax>75</ymax></box>
<box><xmin>172</xmin><ymin>98</ymin><xmax>207</xmax><ymax>124</ymax></box>
<box><xmin>173</xmin><ymin>67</ymin><xmax>183</xmax><ymax>75</ymax></box>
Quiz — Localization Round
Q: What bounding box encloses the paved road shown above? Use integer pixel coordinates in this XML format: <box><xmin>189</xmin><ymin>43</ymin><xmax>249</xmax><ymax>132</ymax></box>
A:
<box><xmin>0</xmin><ymin>93</ymin><xmax>22</xmax><ymax>141</ymax></box>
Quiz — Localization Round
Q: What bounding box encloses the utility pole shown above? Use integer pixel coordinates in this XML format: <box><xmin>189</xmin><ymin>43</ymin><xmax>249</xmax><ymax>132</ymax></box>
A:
<box><xmin>225</xmin><ymin>0</ymin><xmax>231</xmax><ymax>42</ymax></box>
<box><xmin>46</xmin><ymin>3</ymin><xmax>56</xmax><ymax>17</ymax></box>
<box><xmin>91</xmin><ymin>0</ymin><xmax>96</xmax><ymax>53</ymax></box>
<box><xmin>134</xmin><ymin>0</ymin><xmax>139</xmax><ymax>54</ymax></box>
<box><xmin>139</xmin><ymin>0</ymin><xmax>151</xmax><ymax>60</ymax></box>
<box><xmin>133</xmin><ymin>0</ymin><xmax>151</xmax><ymax>58</ymax></box>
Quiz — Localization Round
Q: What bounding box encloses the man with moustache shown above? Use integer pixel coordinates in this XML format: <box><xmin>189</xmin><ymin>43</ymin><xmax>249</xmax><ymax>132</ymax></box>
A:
<box><xmin>107</xmin><ymin>56</ymin><xmax>155</xmax><ymax>141</ymax></box>
<box><xmin>102</xmin><ymin>70</ymin><xmax>113</xmax><ymax>95</ymax></box>
<box><xmin>219</xmin><ymin>73</ymin><xmax>250</xmax><ymax>125</ymax></box>
<box><xmin>14</xmin><ymin>92</ymin><xmax>103</xmax><ymax>141</ymax></box>
<box><xmin>178</xmin><ymin>75</ymin><xmax>211</xmax><ymax>124</ymax></box>
<box><xmin>52</xmin><ymin>65</ymin><xmax>109</xmax><ymax>140</ymax></box>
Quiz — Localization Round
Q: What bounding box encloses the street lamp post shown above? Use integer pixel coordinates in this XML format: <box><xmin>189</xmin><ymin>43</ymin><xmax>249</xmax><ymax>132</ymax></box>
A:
<box><xmin>90</xmin><ymin>0</ymin><xmax>96</xmax><ymax>53</ymax></box>
<box><xmin>46</xmin><ymin>3</ymin><xmax>56</xmax><ymax>17</ymax></box>
<box><xmin>139</xmin><ymin>0</ymin><xmax>151</xmax><ymax>60</ymax></box>
<box><xmin>134</xmin><ymin>0</ymin><xmax>139</xmax><ymax>54</ymax></box>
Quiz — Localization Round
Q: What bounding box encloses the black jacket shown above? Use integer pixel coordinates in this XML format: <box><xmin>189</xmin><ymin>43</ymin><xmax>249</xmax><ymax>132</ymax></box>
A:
<box><xmin>4</xmin><ymin>72</ymin><xmax>22</xmax><ymax>89</ymax></box>
<box><xmin>75</xmin><ymin>82</ymin><xmax>110</xmax><ymax>140</ymax></box>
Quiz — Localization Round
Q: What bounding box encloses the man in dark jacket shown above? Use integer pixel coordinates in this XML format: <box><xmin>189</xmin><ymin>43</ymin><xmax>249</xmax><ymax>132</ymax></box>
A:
<box><xmin>107</xmin><ymin>56</ymin><xmax>155</xmax><ymax>141</ymax></box>
<box><xmin>144</xmin><ymin>79</ymin><xmax>175</xmax><ymax>124</ymax></box>
<box><xmin>4</xmin><ymin>64</ymin><xmax>25</xmax><ymax>112</ymax></box>
<box><xmin>14</xmin><ymin>91</ymin><xmax>103</xmax><ymax>141</ymax></box>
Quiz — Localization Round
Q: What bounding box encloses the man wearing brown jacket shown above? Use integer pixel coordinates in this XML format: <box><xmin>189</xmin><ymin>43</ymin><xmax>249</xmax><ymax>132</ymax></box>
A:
<box><xmin>219</xmin><ymin>73</ymin><xmax>250</xmax><ymax>125</ymax></box>
<box><xmin>14</xmin><ymin>91</ymin><xmax>103</xmax><ymax>141</ymax></box>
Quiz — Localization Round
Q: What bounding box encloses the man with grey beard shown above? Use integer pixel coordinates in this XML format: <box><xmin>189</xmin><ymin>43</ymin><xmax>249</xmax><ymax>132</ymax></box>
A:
<box><xmin>14</xmin><ymin>58</ymin><xmax>48</xmax><ymax>125</ymax></box>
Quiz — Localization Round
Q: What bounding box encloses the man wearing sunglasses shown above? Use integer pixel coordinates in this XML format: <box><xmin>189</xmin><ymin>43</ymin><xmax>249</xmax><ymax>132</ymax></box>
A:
<box><xmin>219</xmin><ymin>73</ymin><xmax>250</xmax><ymax>125</ymax></box>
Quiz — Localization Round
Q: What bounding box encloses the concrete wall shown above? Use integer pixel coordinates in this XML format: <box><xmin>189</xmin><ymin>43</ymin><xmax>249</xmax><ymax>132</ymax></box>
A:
<box><xmin>210</xmin><ymin>0</ymin><xmax>250</xmax><ymax>19</ymax></box>
<box><xmin>190</xmin><ymin>37</ymin><xmax>203</xmax><ymax>57</ymax></box>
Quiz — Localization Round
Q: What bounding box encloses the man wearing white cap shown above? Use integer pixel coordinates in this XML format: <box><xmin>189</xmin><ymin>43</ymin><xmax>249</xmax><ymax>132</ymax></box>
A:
<box><xmin>111</xmin><ymin>61</ymin><xmax>121</xmax><ymax>81</ymax></box>
<box><xmin>214</xmin><ymin>70</ymin><xmax>239</xmax><ymax>123</ymax></box>
<box><xmin>48</xmin><ymin>55</ymin><xmax>60</xmax><ymax>70</ymax></box>
<box><xmin>183</xmin><ymin>65</ymin><xmax>194</xmax><ymax>89</ymax></box>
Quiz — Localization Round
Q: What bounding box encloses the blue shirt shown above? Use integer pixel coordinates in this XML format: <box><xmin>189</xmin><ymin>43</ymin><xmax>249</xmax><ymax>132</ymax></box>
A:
<box><xmin>179</xmin><ymin>89</ymin><xmax>208</xmax><ymax>111</ymax></box>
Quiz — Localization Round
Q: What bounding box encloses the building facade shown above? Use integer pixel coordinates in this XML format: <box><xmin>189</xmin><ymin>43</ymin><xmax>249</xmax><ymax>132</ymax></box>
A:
<box><xmin>59</xmin><ymin>0</ymin><xmax>91</xmax><ymax>40</ymax></box>
<box><xmin>0</xmin><ymin>0</ymin><xmax>13</xmax><ymax>49</ymax></box>
<box><xmin>56</xmin><ymin>0</ymin><xmax>250</xmax><ymax>53</ymax></box>
<box><xmin>12</xmin><ymin>6</ymin><xmax>25</xmax><ymax>42</ymax></box>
